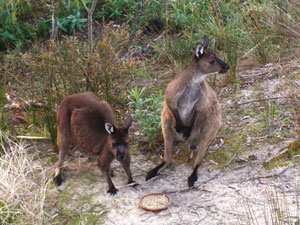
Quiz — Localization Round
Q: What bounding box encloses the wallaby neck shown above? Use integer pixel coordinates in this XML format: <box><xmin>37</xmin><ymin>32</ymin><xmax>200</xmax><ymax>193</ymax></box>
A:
<box><xmin>185</xmin><ymin>58</ymin><xmax>218</xmax><ymax>85</ymax></box>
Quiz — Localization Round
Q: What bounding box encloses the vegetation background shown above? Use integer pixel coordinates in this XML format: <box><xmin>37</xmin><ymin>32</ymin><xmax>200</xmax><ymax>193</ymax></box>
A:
<box><xmin>0</xmin><ymin>0</ymin><xmax>299</xmax><ymax>224</ymax></box>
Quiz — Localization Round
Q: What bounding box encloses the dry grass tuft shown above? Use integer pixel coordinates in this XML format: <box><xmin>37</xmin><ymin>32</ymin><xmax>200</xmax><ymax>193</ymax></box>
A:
<box><xmin>0</xmin><ymin>130</ymin><xmax>50</xmax><ymax>225</ymax></box>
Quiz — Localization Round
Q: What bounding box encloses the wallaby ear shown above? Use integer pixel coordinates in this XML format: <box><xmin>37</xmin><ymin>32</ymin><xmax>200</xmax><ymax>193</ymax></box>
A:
<box><xmin>195</xmin><ymin>43</ymin><xmax>204</xmax><ymax>59</ymax></box>
<box><xmin>105</xmin><ymin>122</ymin><xmax>115</xmax><ymax>134</ymax></box>
<box><xmin>123</xmin><ymin>116</ymin><xmax>132</xmax><ymax>131</ymax></box>
<box><xmin>202</xmin><ymin>35</ymin><xmax>209</xmax><ymax>49</ymax></box>
<box><xmin>195</xmin><ymin>36</ymin><xmax>209</xmax><ymax>59</ymax></box>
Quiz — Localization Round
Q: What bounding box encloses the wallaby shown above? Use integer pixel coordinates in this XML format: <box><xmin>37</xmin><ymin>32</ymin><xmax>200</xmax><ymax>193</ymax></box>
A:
<box><xmin>53</xmin><ymin>91</ymin><xmax>133</xmax><ymax>195</ymax></box>
<box><xmin>146</xmin><ymin>36</ymin><xmax>230</xmax><ymax>187</ymax></box>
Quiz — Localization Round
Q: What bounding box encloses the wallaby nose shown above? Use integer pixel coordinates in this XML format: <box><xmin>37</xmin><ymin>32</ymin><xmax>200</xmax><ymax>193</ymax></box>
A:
<box><xmin>216</xmin><ymin>57</ymin><xmax>230</xmax><ymax>73</ymax></box>
<box><xmin>225</xmin><ymin>64</ymin><xmax>230</xmax><ymax>71</ymax></box>
<box><xmin>221</xmin><ymin>63</ymin><xmax>230</xmax><ymax>73</ymax></box>
<box><xmin>116</xmin><ymin>145</ymin><xmax>126</xmax><ymax>161</ymax></box>
<box><xmin>117</xmin><ymin>153</ymin><xmax>125</xmax><ymax>162</ymax></box>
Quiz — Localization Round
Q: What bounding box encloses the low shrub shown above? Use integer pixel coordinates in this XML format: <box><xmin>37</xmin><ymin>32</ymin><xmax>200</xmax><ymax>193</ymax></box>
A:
<box><xmin>128</xmin><ymin>87</ymin><xmax>163</xmax><ymax>150</ymax></box>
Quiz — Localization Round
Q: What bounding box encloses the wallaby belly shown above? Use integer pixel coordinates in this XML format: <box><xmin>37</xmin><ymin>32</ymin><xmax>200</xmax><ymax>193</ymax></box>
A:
<box><xmin>177</xmin><ymin>84</ymin><xmax>203</xmax><ymax>127</ymax></box>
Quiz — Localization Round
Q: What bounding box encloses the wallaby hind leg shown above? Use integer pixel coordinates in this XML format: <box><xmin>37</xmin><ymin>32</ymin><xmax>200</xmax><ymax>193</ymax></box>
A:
<box><xmin>146</xmin><ymin>105</ymin><xmax>175</xmax><ymax>180</ymax></box>
<box><xmin>187</xmin><ymin>118</ymin><xmax>220</xmax><ymax>187</ymax></box>
<box><xmin>188</xmin><ymin>144</ymin><xmax>207</xmax><ymax>187</ymax></box>
<box><xmin>53</xmin><ymin>124</ymin><xmax>71</xmax><ymax>186</ymax></box>
<box><xmin>53</xmin><ymin>147</ymin><xmax>68</xmax><ymax>186</ymax></box>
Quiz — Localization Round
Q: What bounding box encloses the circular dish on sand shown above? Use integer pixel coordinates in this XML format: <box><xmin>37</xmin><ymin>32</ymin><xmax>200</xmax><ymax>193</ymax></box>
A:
<box><xmin>139</xmin><ymin>193</ymin><xmax>171</xmax><ymax>212</ymax></box>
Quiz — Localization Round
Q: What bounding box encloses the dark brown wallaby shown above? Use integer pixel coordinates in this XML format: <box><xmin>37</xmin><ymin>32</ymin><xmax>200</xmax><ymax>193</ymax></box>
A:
<box><xmin>53</xmin><ymin>91</ymin><xmax>133</xmax><ymax>195</ymax></box>
<box><xmin>146</xmin><ymin>36</ymin><xmax>230</xmax><ymax>187</ymax></box>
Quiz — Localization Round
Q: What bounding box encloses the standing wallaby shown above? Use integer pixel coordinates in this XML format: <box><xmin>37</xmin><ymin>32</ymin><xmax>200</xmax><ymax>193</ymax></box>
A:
<box><xmin>146</xmin><ymin>36</ymin><xmax>230</xmax><ymax>187</ymax></box>
<box><xmin>53</xmin><ymin>91</ymin><xmax>133</xmax><ymax>195</ymax></box>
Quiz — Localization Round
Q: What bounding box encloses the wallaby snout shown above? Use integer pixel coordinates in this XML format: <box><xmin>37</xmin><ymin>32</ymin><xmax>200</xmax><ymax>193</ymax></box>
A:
<box><xmin>116</xmin><ymin>145</ymin><xmax>126</xmax><ymax>162</ymax></box>
<box><xmin>216</xmin><ymin>57</ymin><xmax>230</xmax><ymax>73</ymax></box>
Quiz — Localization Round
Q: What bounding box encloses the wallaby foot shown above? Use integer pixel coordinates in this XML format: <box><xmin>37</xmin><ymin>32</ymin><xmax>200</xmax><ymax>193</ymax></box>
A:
<box><xmin>188</xmin><ymin>165</ymin><xmax>199</xmax><ymax>187</ymax></box>
<box><xmin>188</xmin><ymin>173</ymin><xmax>197</xmax><ymax>187</ymax></box>
<box><xmin>146</xmin><ymin>162</ymin><xmax>166</xmax><ymax>181</ymax></box>
<box><xmin>53</xmin><ymin>173</ymin><xmax>64</xmax><ymax>186</ymax></box>
<box><xmin>110</xmin><ymin>169</ymin><xmax>114</xmax><ymax>177</ymax></box>
<box><xmin>107</xmin><ymin>186</ymin><xmax>119</xmax><ymax>195</ymax></box>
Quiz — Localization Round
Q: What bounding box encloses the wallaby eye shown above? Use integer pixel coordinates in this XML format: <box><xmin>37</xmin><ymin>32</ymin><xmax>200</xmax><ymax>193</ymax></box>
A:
<box><xmin>209</xmin><ymin>60</ymin><xmax>215</xmax><ymax>65</ymax></box>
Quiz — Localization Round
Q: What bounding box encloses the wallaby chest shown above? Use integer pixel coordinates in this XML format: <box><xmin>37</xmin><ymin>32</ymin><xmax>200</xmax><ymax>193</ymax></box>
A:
<box><xmin>175</xmin><ymin>76</ymin><xmax>206</xmax><ymax>127</ymax></box>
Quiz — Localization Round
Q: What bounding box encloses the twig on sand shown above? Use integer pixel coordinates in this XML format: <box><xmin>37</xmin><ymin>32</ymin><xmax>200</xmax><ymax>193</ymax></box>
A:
<box><xmin>236</xmin><ymin>96</ymin><xmax>290</xmax><ymax>106</ymax></box>
<box><xmin>252</xmin><ymin>165</ymin><xmax>291</xmax><ymax>181</ymax></box>
<box><xmin>238</xmin><ymin>165</ymin><xmax>292</xmax><ymax>183</ymax></box>
<box><xmin>116</xmin><ymin>182</ymin><xmax>139</xmax><ymax>189</ymax></box>
<box><xmin>224</xmin><ymin>153</ymin><xmax>237</xmax><ymax>168</ymax></box>
<box><xmin>227</xmin><ymin>185</ymin><xmax>264</xmax><ymax>206</ymax></box>
<box><xmin>202</xmin><ymin>153</ymin><xmax>238</xmax><ymax>185</ymax></box>
<box><xmin>106</xmin><ymin>216</ymin><xmax>117</xmax><ymax>225</ymax></box>
<box><xmin>163</xmin><ymin>186</ymin><xmax>211</xmax><ymax>195</ymax></box>
<box><xmin>116</xmin><ymin>175</ymin><xmax>161</xmax><ymax>190</ymax></box>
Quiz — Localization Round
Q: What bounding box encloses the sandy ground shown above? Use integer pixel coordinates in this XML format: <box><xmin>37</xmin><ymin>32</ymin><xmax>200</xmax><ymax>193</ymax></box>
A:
<box><xmin>48</xmin><ymin>142</ymin><xmax>299</xmax><ymax>225</ymax></box>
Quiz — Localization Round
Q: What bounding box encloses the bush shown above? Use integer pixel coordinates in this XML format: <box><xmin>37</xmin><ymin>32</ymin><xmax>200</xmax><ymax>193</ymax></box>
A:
<box><xmin>95</xmin><ymin>0</ymin><xmax>139</xmax><ymax>24</ymax></box>
<box><xmin>0</xmin><ymin>11</ymin><xmax>35</xmax><ymax>50</ymax></box>
<box><xmin>3</xmin><ymin>24</ymin><xmax>139</xmax><ymax>146</ymax></box>
<box><xmin>128</xmin><ymin>87</ymin><xmax>163</xmax><ymax>150</ymax></box>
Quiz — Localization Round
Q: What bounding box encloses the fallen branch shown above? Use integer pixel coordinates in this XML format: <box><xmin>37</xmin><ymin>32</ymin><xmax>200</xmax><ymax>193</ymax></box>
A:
<box><xmin>253</xmin><ymin>165</ymin><xmax>291</xmax><ymax>180</ymax></box>
<box><xmin>237</xmin><ymin>165</ymin><xmax>292</xmax><ymax>183</ymax></box>
<box><xmin>224</xmin><ymin>153</ymin><xmax>237</xmax><ymax>168</ymax></box>
<box><xmin>117</xmin><ymin>174</ymin><xmax>161</xmax><ymax>190</ymax></box>
<box><xmin>163</xmin><ymin>186</ymin><xmax>211</xmax><ymax>195</ymax></box>
<box><xmin>116</xmin><ymin>181</ymin><xmax>139</xmax><ymax>189</ymax></box>
<box><xmin>236</xmin><ymin>96</ymin><xmax>290</xmax><ymax>106</ymax></box>
<box><xmin>16</xmin><ymin>136</ymin><xmax>50</xmax><ymax>140</ymax></box>
<box><xmin>228</xmin><ymin>185</ymin><xmax>264</xmax><ymax>206</ymax></box>
<box><xmin>202</xmin><ymin>152</ymin><xmax>238</xmax><ymax>185</ymax></box>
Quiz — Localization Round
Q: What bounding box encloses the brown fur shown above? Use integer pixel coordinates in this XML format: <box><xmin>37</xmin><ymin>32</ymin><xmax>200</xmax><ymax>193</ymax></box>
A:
<box><xmin>54</xmin><ymin>91</ymin><xmax>133</xmax><ymax>195</ymax></box>
<box><xmin>146</xmin><ymin>36</ymin><xmax>230</xmax><ymax>187</ymax></box>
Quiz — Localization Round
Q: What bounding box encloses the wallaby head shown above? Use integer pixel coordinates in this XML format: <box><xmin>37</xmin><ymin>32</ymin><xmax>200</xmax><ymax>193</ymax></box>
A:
<box><xmin>194</xmin><ymin>36</ymin><xmax>230</xmax><ymax>74</ymax></box>
<box><xmin>105</xmin><ymin>117</ymin><xmax>132</xmax><ymax>162</ymax></box>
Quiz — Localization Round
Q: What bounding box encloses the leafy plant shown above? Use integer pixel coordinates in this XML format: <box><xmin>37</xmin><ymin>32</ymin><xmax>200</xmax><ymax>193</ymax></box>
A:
<box><xmin>128</xmin><ymin>87</ymin><xmax>163</xmax><ymax>150</ymax></box>
<box><xmin>59</xmin><ymin>14</ymin><xmax>87</xmax><ymax>34</ymax></box>
<box><xmin>95</xmin><ymin>0</ymin><xmax>139</xmax><ymax>23</ymax></box>
<box><xmin>138</xmin><ymin>0</ymin><xmax>166</xmax><ymax>33</ymax></box>
<box><xmin>0</xmin><ymin>5</ymin><xmax>35</xmax><ymax>50</ymax></box>
<box><xmin>58</xmin><ymin>0</ymin><xmax>87</xmax><ymax>34</ymax></box>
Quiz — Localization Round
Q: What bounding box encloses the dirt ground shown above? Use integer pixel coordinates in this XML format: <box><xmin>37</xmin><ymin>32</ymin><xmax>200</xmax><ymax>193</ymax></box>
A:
<box><xmin>44</xmin><ymin>57</ymin><xmax>300</xmax><ymax>225</ymax></box>
<box><xmin>47</xmin><ymin>143</ymin><xmax>300</xmax><ymax>225</ymax></box>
